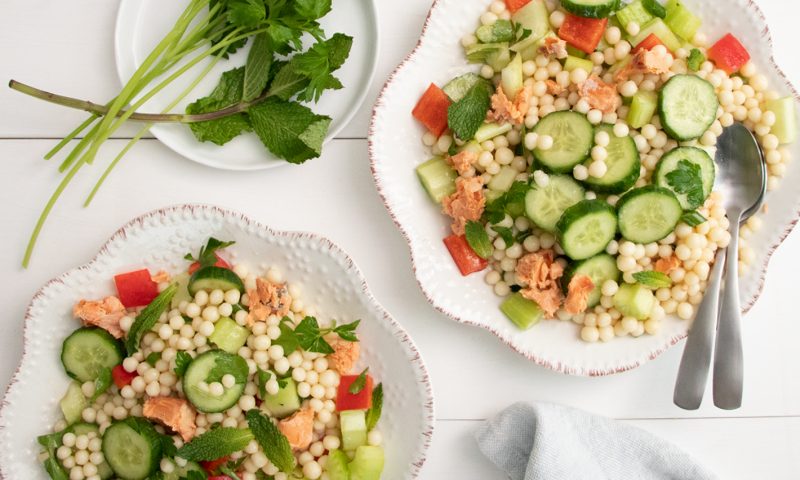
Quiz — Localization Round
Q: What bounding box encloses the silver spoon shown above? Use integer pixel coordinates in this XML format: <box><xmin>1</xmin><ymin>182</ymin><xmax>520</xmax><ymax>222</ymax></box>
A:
<box><xmin>674</xmin><ymin>123</ymin><xmax>766</xmax><ymax>410</ymax></box>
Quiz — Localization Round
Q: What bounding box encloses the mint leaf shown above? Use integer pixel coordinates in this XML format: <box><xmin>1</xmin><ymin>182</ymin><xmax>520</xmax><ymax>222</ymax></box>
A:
<box><xmin>177</xmin><ymin>427</ymin><xmax>254</xmax><ymax>461</ymax></box>
<box><xmin>186</xmin><ymin>68</ymin><xmax>252</xmax><ymax>146</ymax></box>
<box><xmin>243</xmin><ymin>33</ymin><xmax>273</xmax><ymax>102</ymax></box>
<box><xmin>633</xmin><ymin>271</ymin><xmax>673</xmax><ymax>289</ymax></box>
<box><xmin>246</xmin><ymin>409</ymin><xmax>296</xmax><ymax>472</ymax></box>
<box><xmin>126</xmin><ymin>284</ymin><xmax>178</xmax><ymax>355</ymax></box>
<box><xmin>365</xmin><ymin>383</ymin><xmax>383</xmax><ymax>431</ymax></box>
<box><xmin>666</xmin><ymin>159</ymin><xmax>705</xmax><ymax>209</ymax></box>
<box><xmin>447</xmin><ymin>80</ymin><xmax>493</xmax><ymax>140</ymax></box>
<box><xmin>268</xmin><ymin>63</ymin><xmax>310</xmax><ymax>101</ymax></box>
<box><xmin>174</xmin><ymin>351</ymin><xmax>192</xmax><ymax>378</ymax></box>
<box><xmin>465</xmin><ymin>221</ymin><xmax>492</xmax><ymax>259</ymax></box>
<box><xmin>294</xmin><ymin>316</ymin><xmax>335</xmax><ymax>354</ymax></box>
<box><xmin>227</xmin><ymin>0</ymin><xmax>266</xmax><ymax>28</ymax></box>
<box><xmin>249</xmin><ymin>97</ymin><xmax>331</xmax><ymax>164</ymax></box>
<box><xmin>348</xmin><ymin>367</ymin><xmax>369</xmax><ymax>394</ymax></box>
<box><xmin>294</xmin><ymin>0</ymin><xmax>332</xmax><ymax>20</ymax></box>
<box><xmin>687</xmin><ymin>48</ymin><xmax>706</xmax><ymax>72</ymax></box>
<box><xmin>681</xmin><ymin>210</ymin><xmax>708</xmax><ymax>227</ymax></box>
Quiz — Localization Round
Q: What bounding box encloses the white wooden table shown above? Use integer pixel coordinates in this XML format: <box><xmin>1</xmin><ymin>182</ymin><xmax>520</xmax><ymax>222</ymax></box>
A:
<box><xmin>2</xmin><ymin>1</ymin><xmax>799</xmax><ymax>477</ymax></box>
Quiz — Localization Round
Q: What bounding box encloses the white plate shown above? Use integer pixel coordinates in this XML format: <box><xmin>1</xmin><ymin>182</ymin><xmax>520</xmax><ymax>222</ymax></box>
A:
<box><xmin>0</xmin><ymin>206</ymin><xmax>434</xmax><ymax>479</ymax></box>
<box><xmin>370</xmin><ymin>0</ymin><xmax>800</xmax><ymax>375</ymax></box>
<box><xmin>115</xmin><ymin>0</ymin><xmax>379</xmax><ymax>171</ymax></box>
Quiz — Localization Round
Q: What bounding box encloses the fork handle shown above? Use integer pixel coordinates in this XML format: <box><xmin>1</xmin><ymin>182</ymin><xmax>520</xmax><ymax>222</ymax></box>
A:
<box><xmin>673</xmin><ymin>248</ymin><xmax>726</xmax><ymax>410</ymax></box>
<box><xmin>713</xmin><ymin>211</ymin><xmax>744</xmax><ymax>410</ymax></box>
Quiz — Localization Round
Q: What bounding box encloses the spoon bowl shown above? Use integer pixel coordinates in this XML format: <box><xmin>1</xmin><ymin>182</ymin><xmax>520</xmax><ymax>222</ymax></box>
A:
<box><xmin>714</xmin><ymin>123</ymin><xmax>768</xmax><ymax>220</ymax></box>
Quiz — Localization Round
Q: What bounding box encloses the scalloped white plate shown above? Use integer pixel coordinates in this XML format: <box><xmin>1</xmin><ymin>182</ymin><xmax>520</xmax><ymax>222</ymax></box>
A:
<box><xmin>370</xmin><ymin>0</ymin><xmax>800</xmax><ymax>375</ymax></box>
<box><xmin>0</xmin><ymin>206</ymin><xmax>433</xmax><ymax>479</ymax></box>
<box><xmin>115</xmin><ymin>0</ymin><xmax>379</xmax><ymax>171</ymax></box>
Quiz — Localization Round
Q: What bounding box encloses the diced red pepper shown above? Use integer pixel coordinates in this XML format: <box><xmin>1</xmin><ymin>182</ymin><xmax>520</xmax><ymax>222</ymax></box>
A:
<box><xmin>111</xmin><ymin>364</ymin><xmax>137</xmax><ymax>388</ymax></box>
<box><xmin>443</xmin><ymin>235</ymin><xmax>489</xmax><ymax>276</ymax></box>
<box><xmin>114</xmin><ymin>269</ymin><xmax>159</xmax><ymax>308</ymax></box>
<box><xmin>201</xmin><ymin>457</ymin><xmax>230</xmax><ymax>475</ymax></box>
<box><xmin>188</xmin><ymin>254</ymin><xmax>231</xmax><ymax>274</ymax></box>
<box><xmin>708</xmin><ymin>33</ymin><xmax>750</xmax><ymax>74</ymax></box>
<box><xmin>504</xmin><ymin>0</ymin><xmax>531</xmax><ymax>14</ymax></box>
<box><xmin>412</xmin><ymin>83</ymin><xmax>451</xmax><ymax>137</ymax></box>
<box><xmin>336</xmin><ymin>375</ymin><xmax>374</xmax><ymax>412</ymax></box>
<box><xmin>558</xmin><ymin>14</ymin><xmax>608</xmax><ymax>54</ymax></box>
<box><xmin>633</xmin><ymin>33</ymin><xmax>668</xmax><ymax>54</ymax></box>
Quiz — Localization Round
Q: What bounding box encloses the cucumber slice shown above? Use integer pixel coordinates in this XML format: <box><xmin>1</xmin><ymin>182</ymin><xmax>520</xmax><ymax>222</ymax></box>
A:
<box><xmin>561</xmin><ymin>0</ymin><xmax>618</xmax><ymax>18</ymax></box>
<box><xmin>617</xmin><ymin>0</ymin><xmax>654</xmax><ymax>29</ymax></box>
<box><xmin>60</xmin><ymin>381</ymin><xmax>87</xmax><ymax>426</ymax></box>
<box><xmin>102</xmin><ymin>418</ymin><xmax>162</xmax><ymax>480</ymax></box>
<box><xmin>349</xmin><ymin>446</ymin><xmax>385</xmax><ymax>480</ymax></box>
<box><xmin>581</xmin><ymin>124</ymin><xmax>641</xmax><ymax>194</ymax></box>
<box><xmin>67</xmin><ymin>424</ymin><xmax>113</xmax><ymax>479</ymax></box>
<box><xmin>630</xmin><ymin>18</ymin><xmax>682</xmax><ymax>52</ymax></box>
<box><xmin>188</xmin><ymin>266</ymin><xmax>244</xmax><ymax>295</ymax></box>
<box><xmin>511</xmin><ymin>0</ymin><xmax>551</xmax><ymax>42</ymax></box>
<box><xmin>476</xmin><ymin>19</ymin><xmax>514</xmax><ymax>43</ymax></box>
<box><xmin>261</xmin><ymin>377</ymin><xmax>300</xmax><ymax>419</ymax></box>
<box><xmin>613</xmin><ymin>283</ymin><xmax>656</xmax><ymax>320</ymax></box>
<box><xmin>664</xmin><ymin>0</ymin><xmax>701</xmax><ymax>41</ymax></box>
<box><xmin>61</xmin><ymin>327</ymin><xmax>124</xmax><ymax>382</ymax></box>
<box><xmin>416</xmin><ymin>157</ymin><xmax>457</xmax><ymax>203</ymax></box>
<box><xmin>488</xmin><ymin>166</ymin><xmax>519</xmax><ymax>192</ymax></box>
<box><xmin>442</xmin><ymin>73</ymin><xmax>482</xmax><ymax>102</ymax></box>
<box><xmin>659</xmin><ymin>75</ymin><xmax>719</xmax><ymax>141</ymax></box>
<box><xmin>326</xmin><ymin>450</ymin><xmax>351</xmax><ymax>480</ymax></box>
<box><xmin>766</xmin><ymin>96</ymin><xmax>798</xmax><ymax>144</ymax></box>
<box><xmin>500</xmin><ymin>293</ymin><xmax>544</xmax><ymax>330</ymax></box>
<box><xmin>209</xmin><ymin>317</ymin><xmax>250</xmax><ymax>354</ymax></box>
<box><xmin>533</xmin><ymin>112</ymin><xmax>594</xmax><ymax>173</ymax></box>
<box><xmin>617</xmin><ymin>186</ymin><xmax>683</xmax><ymax>243</ymax></box>
<box><xmin>563</xmin><ymin>254</ymin><xmax>620</xmax><ymax>307</ymax></box>
<box><xmin>501</xmin><ymin>53</ymin><xmax>524</xmax><ymax>101</ymax></box>
<box><xmin>341</xmin><ymin>410</ymin><xmax>368</xmax><ymax>451</ymax></box>
<box><xmin>525</xmin><ymin>174</ymin><xmax>585</xmax><ymax>232</ymax></box>
<box><xmin>557</xmin><ymin>200</ymin><xmax>618</xmax><ymax>260</ymax></box>
<box><xmin>183</xmin><ymin>350</ymin><xmax>248</xmax><ymax>413</ymax></box>
<box><xmin>653</xmin><ymin>147</ymin><xmax>715</xmax><ymax>210</ymax></box>
<box><xmin>475</xmin><ymin>122</ymin><xmax>513</xmax><ymax>143</ymax></box>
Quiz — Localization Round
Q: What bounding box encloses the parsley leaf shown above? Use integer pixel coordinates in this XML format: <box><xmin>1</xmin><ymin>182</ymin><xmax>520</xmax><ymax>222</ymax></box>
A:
<box><xmin>447</xmin><ymin>79</ymin><xmax>493</xmax><ymax>140</ymax></box>
<box><xmin>365</xmin><ymin>383</ymin><xmax>383</xmax><ymax>431</ymax></box>
<box><xmin>666</xmin><ymin>159</ymin><xmax>705</xmax><ymax>209</ymax></box>
<box><xmin>184</xmin><ymin>238</ymin><xmax>235</xmax><ymax>268</ymax></box>
<box><xmin>294</xmin><ymin>0</ymin><xmax>333</xmax><ymax>20</ymax></box>
<box><xmin>633</xmin><ymin>271</ymin><xmax>673</xmax><ymax>289</ymax></box>
<box><xmin>38</xmin><ymin>432</ymin><xmax>69</xmax><ymax>480</ymax></box>
<box><xmin>174</xmin><ymin>351</ymin><xmax>193</xmax><ymax>378</ymax></box>
<box><xmin>249</xmin><ymin>97</ymin><xmax>332</xmax><ymax>164</ymax></box>
<box><xmin>273</xmin><ymin>317</ymin><xmax>300</xmax><ymax>353</ymax></box>
<box><xmin>177</xmin><ymin>428</ymin><xmax>254</xmax><ymax>461</ymax></box>
<box><xmin>294</xmin><ymin>316</ymin><xmax>335</xmax><ymax>354</ymax></box>
<box><xmin>290</xmin><ymin>33</ymin><xmax>353</xmax><ymax>103</ymax></box>
<box><xmin>483</xmin><ymin>181</ymin><xmax>529</xmax><ymax>224</ymax></box>
<box><xmin>465</xmin><ymin>221</ymin><xmax>492</xmax><ymax>259</ymax></box>
<box><xmin>492</xmin><ymin>226</ymin><xmax>515</xmax><ymax>248</ymax></box>
<box><xmin>333</xmin><ymin>320</ymin><xmax>360</xmax><ymax>342</ymax></box>
<box><xmin>681</xmin><ymin>210</ymin><xmax>708</xmax><ymax>227</ymax></box>
<box><xmin>227</xmin><ymin>0</ymin><xmax>266</xmax><ymax>28</ymax></box>
<box><xmin>146</xmin><ymin>352</ymin><xmax>161</xmax><ymax>367</ymax></box>
<box><xmin>186</xmin><ymin>68</ymin><xmax>253</xmax><ymax>146</ymax></box>
<box><xmin>348</xmin><ymin>368</ymin><xmax>369</xmax><ymax>394</ymax></box>
<box><xmin>246</xmin><ymin>409</ymin><xmax>296</xmax><ymax>472</ymax></box>
<box><xmin>687</xmin><ymin>48</ymin><xmax>706</xmax><ymax>72</ymax></box>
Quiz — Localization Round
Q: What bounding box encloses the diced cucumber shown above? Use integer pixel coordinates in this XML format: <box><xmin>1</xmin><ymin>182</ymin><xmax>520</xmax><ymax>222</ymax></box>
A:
<box><xmin>261</xmin><ymin>377</ymin><xmax>300</xmax><ymax>419</ymax></box>
<box><xmin>349</xmin><ymin>446</ymin><xmax>385</xmax><ymax>480</ymax></box>
<box><xmin>326</xmin><ymin>450</ymin><xmax>351</xmax><ymax>480</ymax></box>
<box><xmin>443</xmin><ymin>73</ymin><xmax>482</xmax><ymax>102</ymax></box>
<box><xmin>475</xmin><ymin>122</ymin><xmax>513</xmax><ymax>143</ymax></box>
<box><xmin>512</xmin><ymin>0</ymin><xmax>551</xmax><ymax>42</ymax></box>
<box><xmin>487</xmin><ymin>45</ymin><xmax>512</xmax><ymax>71</ymax></box>
<box><xmin>564</xmin><ymin>55</ymin><xmax>594</xmax><ymax>73</ymax></box>
<box><xmin>61</xmin><ymin>327</ymin><xmax>124</xmax><ymax>382</ymax></box>
<box><xmin>501</xmin><ymin>53</ymin><xmax>524</xmax><ymax>101</ymax></box>
<box><xmin>476</xmin><ymin>19</ymin><xmax>514</xmax><ymax>43</ymax></box>
<box><xmin>182</xmin><ymin>350</ymin><xmax>248</xmax><ymax>413</ymax></box>
<box><xmin>617</xmin><ymin>186</ymin><xmax>683</xmax><ymax>243</ymax></box>
<box><xmin>563</xmin><ymin>254</ymin><xmax>620</xmax><ymax>308</ymax></box>
<box><xmin>581</xmin><ymin>124</ymin><xmax>641</xmax><ymax>194</ymax></box>
<box><xmin>188</xmin><ymin>266</ymin><xmax>245</xmax><ymax>295</ymax></box>
<box><xmin>459</xmin><ymin>140</ymin><xmax>483</xmax><ymax>156</ymax></box>
<box><xmin>630</xmin><ymin>19</ymin><xmax>682</xmax><ymax>51</ymax></box>
<box><xmin>659</xmin><ymin>75</ymin><xmax>718</xmax><ymax>141</ymax></box>
<box><xmin>465</xmin><ymin>42</ymin><xmax>506</xmax><ymax>64</ymax></box>
<box><xmin>561</xmin><ymin>0</ymin><xmax>619</xmax><ymax>19</ymax></box>
<box><xmin>664</xmin><ymin>0</ymin><xmax>701</xmax><ymax>41</ymax></box>
<box><xmin>416</xmin><ymin>157</ymin><xmax>457</xmax><ymax>203</ymax></box>
<box><xmin>525</xmin><ymin>174</ymin><xmax>586</xmax><ymax>232</ymax></box>
<box><xmin>66</xmin><ymin>424</ymin><xmax>113</xmax><ymax>479</ymax></box>
<box><xmin>766</xmin><ymin>96</ymin><xmax>798</xmax><ymax>144</ymax></box>
<box><xmin>170</xmin><ymin>272</ymin><xmax>191</xmax><ymax>309</ymax></box>
<box><xmin>208</xmin><ymin>316</ymin><xmax>250</xmax><ymax>354</ymax></box>
<box><xmin>533</xmin><ymin>111</ymin><xmax>594</xmax><ymax>173</ymax></box>
<box><xmin>653</xmin><ymin>147</ymin><xmax>715</xmax><ymax>210</ymax></box>
<box><xmin>617</xmin><ymin>0</ymin><xmax>654</xmax><ymax>29</ymax></box>
<box><xmin>102</xmin><ymin>418</ymin><xmax>162</xmax><ymax>480</ymax></box>
<box><xmin>340</xmin><ymin>410</ymin><xmax>368</xmax><ymax>451</ymax></box>
<box><xmin>60</xmin><ymin>381</ymin><xmax>87</xmax><ymax>426</ymax></box>
<box><xmin>627</xmin><ymin>90</ymin><xmax>659</xmax><ymax>129</ymax></box>
<box><xmin>488</xmin><ymin>166</ymin><xmax>519</xmax><ymax>192</ymax></box>
<box><xmin>613</xmin><ymin>283</ymin><xmax>656</xmax><ymax>320</ymax></box>
<box><xmin>500</xmin><ymin>293</ymin><xmax>544</xmax><ymax>330</ymax></box>
<box><xmin>557</xmin><ymin>200</ymin><xmax>618</xmax><ymax>260</ymax></box>
<box><xmin>163</xmin><ymin>460</ymin><xmax>204</xmax><ymax>480</ymax></box>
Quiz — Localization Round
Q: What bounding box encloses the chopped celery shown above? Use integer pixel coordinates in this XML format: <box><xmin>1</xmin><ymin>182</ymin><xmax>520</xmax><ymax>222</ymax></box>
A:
<box><xmin>488</xmin><ymin>166</ymin><xmax>517</xmax><ymax>192</ymax></box>
<box><xmin>766</xmin><ymin>96</ymin><xmax>798</xmax><ymax>144</ymax></box>
<box><xmin>475</xmin><ymin>122</ymin><xmax>513</xmax><ymax>143</ymax></box>
<box><xmin>500</xmin><ymin>293</ymin><xmax>544</xmax><ymax>330</ymax></box>
<box><xmin>630</xmin><ymin>18</ymin><xmax>682</xmax><ymax>51</ymax></box>
<box><xmin>512</xmin><ymin>0</ymin><xmax>551</xmax><ymax>44</ymax></box>
<box><xmin>664</xmin><ymin>0</ymin><xmax>701</xmax><ymax>41</ymax></box>
<box><xmin>416</xmin><ymin>157</ymin><xmax>457</xmax><ymax>203</ymax></box>
<box><xmin>617</xmin><ymin>0</ymin><xmax>654</xmax><ymax>30</ymax></box>
<box><xmin>486</xmin><ymin>45</ymin><xmax>512</xmax><ymax>71</ymax></box>
<box><xmin>627</xmin><ymin>91</ymin><xmax>659</xmax><ymax>129</ymax></box>
<box><xmin>564</xmin><ymin>55</ymin><xmax>594</xmax><ymax>73</ymax></box>
<box><xmin>209</xmin><ymin>317</ymin><xmax>250</xmax><ymax>354</ymax></box>
<box><xmin>501</xmin><ymin>54</ymin><xmax>524</xmax><ymax>101</ymax></box>
<box><xmin>466</xmin><ymin>43</ymin><xmax>506</xmax><ymax>64</ymax></box>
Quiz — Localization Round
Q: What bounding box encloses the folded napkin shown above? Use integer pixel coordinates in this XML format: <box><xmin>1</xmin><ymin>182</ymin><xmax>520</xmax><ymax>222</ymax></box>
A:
<box><xmin>476</xmin><ymin>402</ymin><xmax>717</xmax><ymax>480</ymax></box>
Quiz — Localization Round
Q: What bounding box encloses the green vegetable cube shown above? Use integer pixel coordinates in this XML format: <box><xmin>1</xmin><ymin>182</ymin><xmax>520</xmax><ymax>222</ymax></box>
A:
<box><xmin>416</xmin><ymin>157</ymin><xmax>457</xmax><ymax>204</ymax></box>
<box><xmin>340</xmin><ymin>410</ymin><xmax>368</xmax><ymax>451</ymax></box>
<box><xmin>613</xmin><ymin>283</ymin><xmax>656</xmax><ymax>320</ymax></box>
<box><xmin>209</xmin><ymin>317</ymin><xmax>250</xmax><ymax>354</ymax></box>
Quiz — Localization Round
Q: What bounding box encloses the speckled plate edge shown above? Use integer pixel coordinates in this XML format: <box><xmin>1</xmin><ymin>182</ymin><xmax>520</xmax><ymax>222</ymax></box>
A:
<box><xmin>368</xmin><ymin>0</ymin><xmax>800</xmax><ymax>376</ymax></box>
<box><xmin>0</xmin><ymin>205</ymin><xmax>434</xmax><ymax>479</ymax></box>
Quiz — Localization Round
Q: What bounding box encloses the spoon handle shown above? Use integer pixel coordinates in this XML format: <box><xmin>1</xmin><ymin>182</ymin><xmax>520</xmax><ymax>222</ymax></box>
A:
<box><xmin>673</xmin><ymin>248</ymin><xmax>726</xmax><ymax>410</ymax></box>
<box><xmin>713</xmin><ymin>214</ymin><xmax>744</xmax><ymax>410</ymax></box>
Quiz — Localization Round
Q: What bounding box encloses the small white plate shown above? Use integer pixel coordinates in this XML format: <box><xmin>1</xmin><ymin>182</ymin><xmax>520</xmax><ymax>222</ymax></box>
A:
<box><xmin>0</xmin><ymin>206</ymin><xmax>434</xmax><ymax>479</ymax></box>
<box><xmin>370</xmin><ymin>0</ymin><xmax>800</xmax><ymax>375</ymax></box>
<box><xmin>115</xmin><ymin>0</ymin><xmax>379</xmax><ymax>170</ymax></box>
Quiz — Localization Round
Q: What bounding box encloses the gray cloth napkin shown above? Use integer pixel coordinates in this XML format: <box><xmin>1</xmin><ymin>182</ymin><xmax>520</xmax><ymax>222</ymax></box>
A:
<box><xmin>475</xmin><ymin>402</ymin><xmax>717</xmax><ymax>480</ymax></box>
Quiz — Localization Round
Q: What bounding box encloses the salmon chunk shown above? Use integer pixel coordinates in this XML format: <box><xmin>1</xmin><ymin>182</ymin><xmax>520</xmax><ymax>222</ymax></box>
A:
<box><xmin>655</xmin><ymin>256</ymin><xmax>681</xmax><ymax>275</ymax></box>
<box><xmin>247</xmin><ymin>278</ymin><xmax>292</xmax><ymax>325</ymax></box>
<box><xmin>447</xmin><ymin>150</ymin><xmax>478</xmax><ymax>176</ymax></box>
<box><xmin>278</xmin><ymin>406</ymin><xmax>314</xmax><ymax>450</ymax></box>
<box><xmin>151</xmin><ymin>270</ymin><xmax>171</xmax><ymax>284</ymax></box>
<box><xmin>564</xmin><ymin>275</ymin><xmax>595</xmax><ymax>315</ymax></box>
<box><xmin>516</xmin><ymin>250</ymin><xmax>565</xmax><ymax>318</ymax></box>
<box><xmin>442</xmin><ymin>177</ymin><xmax>486</xmax><ymax>235</ymax></box>
<box><xmin>73</xmin><ymin>296</ymin><xmax>127</xmax><ymax>339</ymax></box>
<box><xmin>486</xmin><ymin>84</ymin><xmax>533</xmax><ymax>125</ymax></box>
<box><xmin>578</xmin><ymin>75</ymin><xmax>621</xmax><ymax>114</ymax></box>
<box><xmin>329</xmin><ymin>339</ymin><xmax>360</xmax><ymax>375</ymax></box>
<box><xmin>143</xmin><ymin>397</ymin><xmax>197</xmax><ymax>442</ymax></box>
<box><xmin>545</xmin><ymin>79</ymin><xmax>565</xmax><ymax>96</ymax></box>
<box><xmin>539</xmin><ymin>37</ymin><xmax>568</xmax><ymax>59</ymax></box>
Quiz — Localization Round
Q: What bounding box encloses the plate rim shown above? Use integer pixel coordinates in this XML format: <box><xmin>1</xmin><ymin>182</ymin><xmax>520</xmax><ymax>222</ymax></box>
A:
<box><xmin>0</xmin><ymin>204</ymin><xmax>435</xmax><ymax>479</ymax></box>
<box><xmin>367</xmin><ymin>0</ymin><xmax>800</xmax><ymax>376</ymax></box>
<box><xmin>114</xmin><ymin>0</ymin><xmax>381</xmax><ymax>171</ymax></box>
